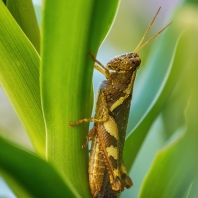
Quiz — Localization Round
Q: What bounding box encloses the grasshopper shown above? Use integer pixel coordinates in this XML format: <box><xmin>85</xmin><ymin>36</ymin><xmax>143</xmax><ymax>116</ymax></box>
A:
<box><xmin>69</xmin><ymin>6</ymin><xmax>172</xmax><ymax>198</ymax></box>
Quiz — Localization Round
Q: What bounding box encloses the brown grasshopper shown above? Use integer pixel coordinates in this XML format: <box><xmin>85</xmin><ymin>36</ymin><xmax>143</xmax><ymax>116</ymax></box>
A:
<box><xmin>69</xmin><ymin>6</ymin><xmax>172</xmax><ymax>198</ymax></box>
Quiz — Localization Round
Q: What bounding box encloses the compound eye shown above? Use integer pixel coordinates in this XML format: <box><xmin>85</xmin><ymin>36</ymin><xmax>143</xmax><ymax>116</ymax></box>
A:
<box><xmin>129</xmin><ymin>58</ymin><xmax>135</xmax><ymax>64</ymax></box>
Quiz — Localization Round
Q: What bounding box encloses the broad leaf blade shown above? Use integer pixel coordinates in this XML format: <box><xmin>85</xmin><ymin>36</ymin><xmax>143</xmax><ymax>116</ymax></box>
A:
<box><xmin>139</xmin><ymin>93</ymin><xmax>198</xmax><ymax>198</ymax></box>
<box><xmin>124</xmin><ymin>4</ymin><xmax>198</xmax><ymax>170</ymax></box>
<box><xmin>0</xmin><ymin>137</ymin><xmax>78</xmax><ymax>198</ymax></box>
<box><xmin>0</xmin><ymin>2</ymin><xmax>45</xmax><ymax>157</ymax></box>
<box><xmin>138</xmin><ymin>13</ymin><xmax>198</xmax><ymax>198</ymax></box>
<box><xmin>41</xmin><ymin>0</ymin><xmax>119</xmax><ymax>197</ymax></box>
<box><xmin>6</xmin><ymin>0</ymin><xmax>40</xmax><ymax>53</ymax></box>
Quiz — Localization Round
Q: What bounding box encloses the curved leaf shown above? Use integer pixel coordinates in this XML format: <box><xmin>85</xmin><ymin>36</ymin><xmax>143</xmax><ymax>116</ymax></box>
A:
<box><xmin>0</xmin><ymin>1</ymin><xmax>45</xmax><ymax>156</ymax></box>
<box><xmin>124</xmin><ymin>4</ymin><xmax>198</xmax><ymax>170</ymax></box>
<box><xmin>6</xmin><ymin>0</ymin><xmax>40</xmax><ymax>53</ymax></box>
<box><xmin>138</xmin><ymin>13</ymin><xmax>198</xmax><ymax>197</ymax></box>
<box><xmin>0</xmin><ymin>137</ymin><xmax>78</xmax><ymax>198</ymax></box>
<box><xmin>139</xmin><ymin>92</ymin><xmax>198</xmax><ymax>197</ymax></box>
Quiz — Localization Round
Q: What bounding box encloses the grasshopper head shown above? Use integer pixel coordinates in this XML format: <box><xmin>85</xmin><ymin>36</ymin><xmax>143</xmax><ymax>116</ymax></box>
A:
<box><xmin>106</xmin><ymin>52</ymin><xmax>141</xmax><ymax>72</ymax></box>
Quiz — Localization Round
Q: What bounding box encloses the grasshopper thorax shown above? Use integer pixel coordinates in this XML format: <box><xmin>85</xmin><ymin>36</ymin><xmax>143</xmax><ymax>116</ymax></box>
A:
<box><xmin>106</xmin><ymin>52</ymin><xmax>141</xmax><ymax>72</ymax></box>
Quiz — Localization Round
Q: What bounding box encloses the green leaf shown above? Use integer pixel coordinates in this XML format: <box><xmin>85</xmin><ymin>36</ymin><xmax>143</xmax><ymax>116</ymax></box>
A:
<box><xmin>2</xmin><ymin>0</ymin><xmax>6</xmax><ymax>5</ymax></box>
<box><xmin>41</xmin><ymin>0</ymin><xmax>119</xmax><ymax>197</ymax></box>
<box><xmin>188</xmin><ymin>175</ymin><xmax>198</xmax><ymax>198</ymax></box>
<box><xmin>138</xmin><ymin>9</ymin><xmax>198</xmax><ymax>197</ymax></box>
<box><xmin>0</xmin><ymin>137</ymin><xmax>78</xmax><ymax>198</ymax></box>
<box><xmin>6</xmin><ymin>0</ymin><xmax>40</xmax><ymax>53</ymax></box>
<box><xmin>0</xmin><ymin>2</ymin><xmax>45</xmax><ymax>157</ymax></box>
<box><xmin>184</xmin><ymin>0</ymin><xmax>198</xmax><ymax>5</ymax></box>
<box><xmin>182</xmin><ymin>183</ymin><xmax>193</xmax><ymax>198</ymax></box>
<box><xmin>124</xmin><ymin>3</ymin><xmax>198</xmax><ymax>170</ymax></box>
<box><xmin>138</xmin><ymin>93</ymin><xmax>198</xmax><ymax>197</ymax></box>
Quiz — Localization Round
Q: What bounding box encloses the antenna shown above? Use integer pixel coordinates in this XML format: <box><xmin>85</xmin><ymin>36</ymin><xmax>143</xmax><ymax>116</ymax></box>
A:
<box><xmin>133</xmin><ymin>6</ymin><xmax>172</xmax><ymax>53</ymax></box>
